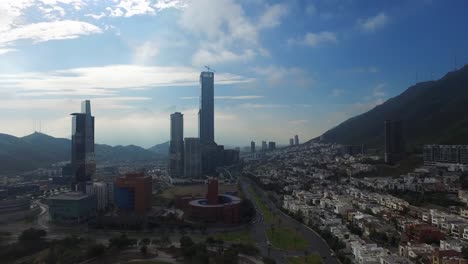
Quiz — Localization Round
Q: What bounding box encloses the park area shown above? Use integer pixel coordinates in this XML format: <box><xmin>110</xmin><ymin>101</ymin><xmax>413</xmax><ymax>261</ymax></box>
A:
<box><xmin>288</xmin><ymin>254</ymin><xmax>323</xmax><ymax>264</ymax></box>
<box><xmin>248</xmin><ymin>186</ymin><xmax>309</xmax><ymax>251</ymax></box>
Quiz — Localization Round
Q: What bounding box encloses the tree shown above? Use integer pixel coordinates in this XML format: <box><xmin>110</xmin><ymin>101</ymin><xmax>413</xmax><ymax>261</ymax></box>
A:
<box><xmin>462</xmin><ymin>246</ymin><xmax>468</xmax><ymax>260</ymax></box>
<box><xmin>140</xmin><ymin>245</ymin><xmax>148</xmax><ymax>256</ymax></box>
<box><xmin>109</xmin><ymin>233</ymin><xmax>132</xmax><ymax>249</ymax></box>
<box><xmin>263</xmin><ymin>257</ymin><xmax>276</xmax><ymax>264</ymax></box>
<box><xmin>18</xmin><ymin>228</ymin><xmax>46</xmax><ymax>243</ymax></box>
<box><xmin>142</xmin><ymin>237</ymin><xmax>150</xmax><ymax>246</ymax></box>
<box><xmin>87</xmin><ymin>243</ymin><xmax>106</xmax><ymax>258</ymax></box>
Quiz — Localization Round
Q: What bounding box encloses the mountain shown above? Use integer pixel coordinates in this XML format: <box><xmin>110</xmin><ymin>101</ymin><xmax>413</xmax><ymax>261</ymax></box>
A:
<box><xmin>319</xmin><ymin>64</ymin><xmax>468</xmax><ymax>150</ymax></box>
<box><xmin>0</xmin><ymin>132</ymin><xmax>163</xmax><ymax>175</ymax></box>
<box><xmin>148</xmin><ymin>141</ymin><xmax>169</xmax><ymax>157</ymax></box>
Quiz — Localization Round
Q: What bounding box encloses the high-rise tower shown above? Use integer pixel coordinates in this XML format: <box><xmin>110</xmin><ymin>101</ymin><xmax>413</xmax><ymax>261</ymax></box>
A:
<box><xmin>169</xmin><ymin>112</ymin><xmax>184</xmax><ymax>178</ymax></box>
<box><xmin>71</xmin><ymin>100</ymin><xmax>95</xmax><ymax>192</ymax></box>
<box><xmin>384</xmin><ymin>120</ymin><xmax>405</xmax><ymax>164</ymax></box>
<box><xmin>199</xmin><ymin>71</ymin><xmax>215</xmax><ymax>145</ymax></box>
<box><xmin>251</xmin><ymin>141</ymin><xmax>256</xmax><ymax>153</ymax></box>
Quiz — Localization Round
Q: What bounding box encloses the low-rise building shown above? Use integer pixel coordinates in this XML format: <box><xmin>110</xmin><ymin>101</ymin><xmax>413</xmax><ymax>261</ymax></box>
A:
<box><xmin>47</xmin><ymin>192</ymin><xmax>96</xmax><ymax>223</ymax></box>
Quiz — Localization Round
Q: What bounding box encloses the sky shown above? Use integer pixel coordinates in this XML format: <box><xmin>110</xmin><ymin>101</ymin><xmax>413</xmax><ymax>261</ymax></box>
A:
<box><xmin>1</xmin><ymin>0</ymin><xmax>468</xmax><ymax>148</ymax></box>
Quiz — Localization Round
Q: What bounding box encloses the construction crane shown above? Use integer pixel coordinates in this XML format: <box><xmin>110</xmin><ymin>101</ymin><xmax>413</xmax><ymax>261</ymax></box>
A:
<box><xmin>204</xmin><ymin>65</ymin><xmax>216</xmax><ymax>73</ymax></box>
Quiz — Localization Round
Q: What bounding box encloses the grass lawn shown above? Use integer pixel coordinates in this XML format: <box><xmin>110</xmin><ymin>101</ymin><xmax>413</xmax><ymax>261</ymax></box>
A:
<box><xmin>248</xmin><ymin>186</ymin><xmax>275</xmax><ymax>224</ymax></box>
<box><xmin>267</xmin><ymin>227</ymin><xmax>309</xmax><ymax>251</ymax></box>
<box><xmin>288</xmin><ymin>255</ymin><xmax>323</xmax><ymax>264</ymax></box>
<box><xmin>248</xmin><ymin>184</ymin><xmax>309</xmax><ymax>251</ymax></box>
<box><xmin>213</xmin><ymin>230</ymin><xmax>255</xmax><ymax>245</ymax></box>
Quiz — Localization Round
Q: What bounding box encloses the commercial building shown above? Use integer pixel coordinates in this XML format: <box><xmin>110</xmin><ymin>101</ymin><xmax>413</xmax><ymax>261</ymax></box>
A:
<box><xmin>47</xmin><ymin>192</ymin><xmax>96</xmax><ymax>223</ymax></box>
<box><xmin>423</xmin><ymin>145</ymin><xmax>468</xmax><ymax>166</ymax></box>
<box><xmin>262</xmin><ymin>141</ymin><xmax>267</xmax><ymax>152</ymax></box>
<box><xmin>86</xmin><ymin>182</ymin><xmax>109</xmax><ymax>211</ymax></box>
<box><xmin>114</xmin><ymin>173</ymin><xmax>152</xmax><ymax>215</ymax></box>
<box><xmin>294</xmin><ymin>135</ymin><xmax>299</xmax><ymax>145</ymax></box>
<box><xmin>71</xmin><ymin>100</ymin><xmax>96</xmax><ymax>192</ymax></box>
<box><xmin>384</xmin><ymin>120</ymin><xmax>405</xmax><ymax>164</ymax></box>
<box><xmin>184</xmin><ymin>138</ymin><xmax>202</xmax><ymax>179</ymax></box>
<box><xmin>251</xmin><ymin>141</ymin><xmax>255</xmax><ymax>153</ymax></box>
<box><xmin>169</xmin><ymin>112</ymin><xmax>185</xmax><ymax>178</ymax></box>
<box><xmin>290</xmin><ymin>138</ymin><xmax>294</xmax><ymax>146</ymax></box>
<box><xmin>268</xmin><ymin>141</ymin><xmax>276</xmax><ymax>151</ymax></box>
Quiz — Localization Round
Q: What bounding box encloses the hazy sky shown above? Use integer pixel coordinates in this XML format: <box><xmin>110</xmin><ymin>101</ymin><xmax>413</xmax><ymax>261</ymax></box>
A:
<box><xmin>1</xmin><ymin>0</ymin><xmax>467</xmax><ymax>147</ymax></box>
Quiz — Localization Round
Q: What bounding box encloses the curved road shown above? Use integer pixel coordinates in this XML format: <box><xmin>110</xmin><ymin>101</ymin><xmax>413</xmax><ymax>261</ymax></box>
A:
<box><xmin>240</xmin><ymin>178</ymin><xmax>339</xmax><ymax>264</ymax></box>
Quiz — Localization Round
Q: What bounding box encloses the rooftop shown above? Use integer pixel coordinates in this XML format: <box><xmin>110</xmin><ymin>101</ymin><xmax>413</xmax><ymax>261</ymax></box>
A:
<box><xmin>47</xmin><ymin>192</ymin><xmax>91</xmax><ymax>201</ymax></box>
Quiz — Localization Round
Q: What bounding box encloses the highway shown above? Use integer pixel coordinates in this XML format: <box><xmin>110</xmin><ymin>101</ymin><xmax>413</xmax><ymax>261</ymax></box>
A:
<box><xmin>240</xmin><ymin>178</ymin><xmax>339</xmax><ymax>264</ymax></box>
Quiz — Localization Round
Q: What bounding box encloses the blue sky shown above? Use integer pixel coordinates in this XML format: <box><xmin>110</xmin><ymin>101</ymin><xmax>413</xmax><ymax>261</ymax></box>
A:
<box><xmin>0</xmin><ymin>0</ymin><xmax>467</xmax><ymax>147</ymax></box>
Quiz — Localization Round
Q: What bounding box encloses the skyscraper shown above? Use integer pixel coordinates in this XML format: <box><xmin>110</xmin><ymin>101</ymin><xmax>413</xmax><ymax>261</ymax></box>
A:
<box><xmin>294</xmin><ymin>135</ymin><xmax>299</xmax><ymax>145</ymax></box>
<box><xmin>169</xmin><ymin>112</ymin><xmax>184</xmax><ymax>178</ymax></box>
<box><xmin>184</xmin><ymin>138</ymin><xmax>202</xmax><ymax>179</ymax></box>
<box><xmin>199</xmin><ymin>71</ymin><xmax>215</xmax><ymax>145</ymax></box>
<box><xmin>289</xmin><ymin>138</ymin><xmax>294</xmax><ymax>146</ymax></box>
<box><xmin>71</xmin><ymin>100</ymin><xmax>95</xmax><ymax>192</ymax></box>
<box><xmin>384</xmin><ymin>120</ymin><xmax>405</xmax><ymax>164</ymax></box>
<box><xmin>268</xmin><ymin>142</ymin><xmax>276</xmax><ymax>151</ymax></box>
<box><xmin>251</xmin><ymin>141</ymin><xmax>256</xmax><ymax>153</ymax></box>
<box><xmin>262</xmin><ymin>141</ymin><xmax>267</xmax><ymax>152</ymax></box>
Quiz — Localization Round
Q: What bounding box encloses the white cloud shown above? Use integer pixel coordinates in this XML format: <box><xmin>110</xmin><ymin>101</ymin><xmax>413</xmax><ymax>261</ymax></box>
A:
<box><xmin>359</xmin><ymin>12</ymin><xmax>389</xmax><ymax>32</ymax></box>
<box><xmin>0</xmin><ymin>64</ymin><xmax>253</xmax><ymax>94</ymax></box>
<box><xmin>180</xmin><ymin>0</ymin><xmax>287</xmax><ymax>65</ymax></box>
<box><xmin>85</xmin><ymin>12</ymin><xmax>105</xmax><ymax>20</ymax></box>
<box><xmin>239</xmin><ymin>103</ymin><xmax>287</xmax><ymax>109</ymax></box>
<box><xmin>192</xmin><ymin>47</ymin><xmax>256</xmax><ymax>66</ymax></box>
<box><xmin>258</xmin><ymin>4</ymin><xmax>289</xmax><ymax>29</ymax></box>
<box><xmin>133</xmin><ymin>40</ymin><xmax>160</xmax><ymax>65</ymax></box>
<box><xmin>0</xmin><ymin>97</ymin><xmax>151</xmax><ymax>110</ymax></box>
<box><xmin>305</xmin><ymin>4</ymin><xmax>316</xmax><ymax>16</ymax></box>
<box><xmin>373</xmin><ymin>83</ymin><xmax>386</xmax><ymax>97</ymax></box>
<box><xmin>252</xmin><ymin>65</ymin><xmax>313</xmax><ymax>88</ymax></box>
<box><xmin>331</xmin><ymin>88</ymin><xmax>344</xmax><ymax>97</ymax></box>
<box><xmin>0</xmin><ymin>20</ymin><xmax>102</xmax><ymax>48</ymax></box>
<box><xmin>288</xmin><ymin>31</ymin><xmax>337</xmax><ymax>47</ymax></box>
<box><xmin>0</xmin><ymin>48</ymin><xmax>16</xmax><ymax>55</ymax></box>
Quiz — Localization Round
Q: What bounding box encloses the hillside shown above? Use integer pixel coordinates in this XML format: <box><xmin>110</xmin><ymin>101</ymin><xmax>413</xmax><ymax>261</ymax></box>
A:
<box><xmin>148</xmin><ymin>141</ymin><xmax>169</xmax><ymax>157</ymax></box>
<box><xmin>319</xmin><ymin>64</ymin><xmax>468</xmax><ymax>150</ymax></box>
<box><xmin>0</xmin><ymin>132</ymin><xmax>163</xmax><ymax>175</ymax></box>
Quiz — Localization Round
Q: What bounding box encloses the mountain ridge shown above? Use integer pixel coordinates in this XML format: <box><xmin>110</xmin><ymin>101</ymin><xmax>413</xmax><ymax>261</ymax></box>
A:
<box><xmin>317</xmin><ymin>64</ymin><xmax>468</xmax><ymax>150</ymax></box>
<box><xmin>0</xmin><ymin>132</ymin><xmax>166</xmax><ymax>175</ymax></box>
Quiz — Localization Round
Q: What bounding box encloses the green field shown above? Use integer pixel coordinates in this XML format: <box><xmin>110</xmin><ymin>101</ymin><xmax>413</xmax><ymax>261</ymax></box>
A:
<box><xmin>248</xmin><ymin>186</ymin><xmax>275</xmax><ymax>224</ymax></box>
<box><xmin>288</xmin><ymin>255</ymin><xmax>323</xmax><ymax>264</ymax></box>
<box><xmin>248</xmin><ymin>185</ymin><xmax>309</xmax><ymax>251</ymax></box>
<box><xmin>213</xmin><ymin>230</ymin><xmax>255</xmax><ymax>245</ymax></box>
<box><xmin>267</xmin><ymin>227</ymin><xmax>309</xmax><ymax>251</ymax></box>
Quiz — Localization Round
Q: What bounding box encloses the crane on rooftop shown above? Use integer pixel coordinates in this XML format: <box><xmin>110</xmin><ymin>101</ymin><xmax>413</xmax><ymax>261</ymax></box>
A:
<box><xmin>205</xmin><ymin>65</ymin><xmax>216</xmax><ymax>73</ymax></box>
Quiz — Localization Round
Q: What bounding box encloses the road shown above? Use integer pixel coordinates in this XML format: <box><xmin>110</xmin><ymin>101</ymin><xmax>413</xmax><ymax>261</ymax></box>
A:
<box><xmin>240</xmin><ymin>178</ymin><xmax>339</xmax><ymax>264</ymax></box>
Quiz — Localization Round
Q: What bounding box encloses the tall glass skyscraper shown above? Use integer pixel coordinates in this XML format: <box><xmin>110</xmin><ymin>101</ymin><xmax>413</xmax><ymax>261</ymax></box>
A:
<box><xmin>169</xmin><ymin>112</ymin><xmax>184</xmax><ymax>178</ymax></box>
<box><xmin>71</xmin><ymin>100</ymin><xmax>95</xmax><ymax>192</ymax></box>
<box><xmin>199</xmin><ymin>71</ymin><xmax>215</xmax><ymax>145</ymax></box>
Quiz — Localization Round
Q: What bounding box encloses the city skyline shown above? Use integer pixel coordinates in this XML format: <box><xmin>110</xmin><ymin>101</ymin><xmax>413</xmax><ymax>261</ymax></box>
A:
<box><xmin>1</xmin><ymin>1</ymin><xmax>468</xmax><ymax>147</ymax></box>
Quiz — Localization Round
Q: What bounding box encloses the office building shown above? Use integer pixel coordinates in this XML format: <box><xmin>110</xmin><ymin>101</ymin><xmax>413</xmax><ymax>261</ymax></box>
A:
<box><xmin>294</xmin><ymin>135</ymin><xmax>299</xmax><ymax>145</ymax></box>
<box><xmin>199</xmin><ymin>71</ymin><xmax>215</xmax><ymax>145</ymax></box>
<box><xmin>71</xmin><ymin>100</ymin><xmax>96</xmax><ymax>192</ymax></box>
<box><xmin>290</xmin><ymin>138</ymin><xmax>294</xmax><ymax>146</ymax></box>
<box><xmin>268</xmin><ymin>141</ymin><xmax>276</xmax><ymax>151</ymax></box>
<box><xmin>48</xmin><ymin>192</ymin><xmax>96</xmax><ymax>223</ymax></box>
<box><xmin>423</xmin><ymin>145</ymin><xmax>468</xmax><ymax>165</ymax></box>
<box><xmin>86</xmin><ymin>182</ymin><xmax>109</xmax><ymax>211</ymax></box>
<box><xmin>114</xmin><ymin>173</ymin><xmax>152</xmax><ymax>215</ymax></box>
<box><xmin>262</xmin><ymin>141</ymin><xmax>267</xmax><ymax>152</ymax></box>
<box><xmin>384</xmin><ymin>120</ymin><xmax>405</xmax><ymax>164</ymax></box>
<box><xmin>223</xmin><ymin>149</ymin><xmax>240</xmax><ymax>166</ymax></box>
<box><xmin>169</xmin><ymin>112</ymin><xmax>184</xmax><ymax>178</ymax></box>
<box><xmin>251</xmin><ymin>141</ymin><xmax>256</xmax><ymax>153</ymax></box>
<box><xmin>184</xmin><ymin>138</ymin><xmax>202</xmax><ymax>179</ymax></box>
